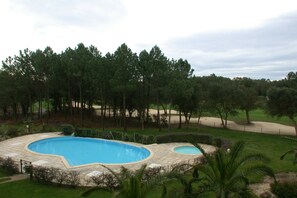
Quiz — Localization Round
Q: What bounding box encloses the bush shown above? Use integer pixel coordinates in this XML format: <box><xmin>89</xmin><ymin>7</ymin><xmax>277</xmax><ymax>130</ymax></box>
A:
<box><xmin>54</xmin><ymin>169</ymin><xmax>68</xmax><ymax>186</ymax></box>
<box><xmin>61</xmin><ymin>124</ymin><xmax>75</xmax><ymax>135</ymax></box>
<box><xmin>90</xmin><ymin>173</ymin><xmax>118</xmax><ymax>189</ymax></box>
<box><xmin>0</xmin><ymin>125</ymin><xmax>20</xmax><ymax>138</ymax></box>
<box><xmin>0</xmin><ymin>157</ymin><xmax>19</xmax><ymax>175</ymax></box>
<box><xmin>32</xmin><ymin>166</ymin><xmax>80</xmax><ymax>187</ymax></box>
<box><xmin>271</xmin><ymin>182</ymin><xmax>297</xmax><ymax>198</ymax></box>
<box><xmin>65</xmin><ymin>170</ymin><xmax>81</xmax><ymax>187</ymax></box>
<box><xmin>32</xmin><ymin>166</ymin><xmax>56</xmax><ymax>183</ymax></box>
<box><xmin>156</xmin><ymin>133</ymin><xmax>213</xmax><ymax>144</ymax></box>
<box><xmin>6</xmin><ymin>127</ymin><xmax>20</xmax><ymax>137</ymax></box>
<box><xmin>214</xmin><ymin>138</ymin><xmax>232</xmax><ymax>150</ymax></box>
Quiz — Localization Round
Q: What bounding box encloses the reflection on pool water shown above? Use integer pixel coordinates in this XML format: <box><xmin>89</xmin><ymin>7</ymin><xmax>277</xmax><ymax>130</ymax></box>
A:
<box><xmin>28</xmin><ymin>137</ymin><xmax>150</xmax><ymax>166</ymax></box>
<box><xmin>174</xmin><ymin>146</ymin><xmax>202</xmax><ymax>155</ymax></box>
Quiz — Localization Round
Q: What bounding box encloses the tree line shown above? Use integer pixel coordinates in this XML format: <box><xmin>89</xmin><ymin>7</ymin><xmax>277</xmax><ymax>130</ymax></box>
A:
<box><xmin>0</xmin><ymin>43</ymin><xmax>296</xmax><ymax>133</ymax></box>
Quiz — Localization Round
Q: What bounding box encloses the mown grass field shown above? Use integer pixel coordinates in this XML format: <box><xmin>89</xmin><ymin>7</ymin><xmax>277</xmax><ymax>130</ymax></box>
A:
<box><xmin>228</xmin><ymin>109</ymin><xmax>296</xmax><ymax>126</ymax></box>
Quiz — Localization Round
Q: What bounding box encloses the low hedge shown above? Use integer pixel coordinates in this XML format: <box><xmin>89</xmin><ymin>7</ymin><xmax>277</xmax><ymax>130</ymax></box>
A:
<box><xmin>155</xmin><ymin>133</ymin><xmax>213</xmax><ymax>145</ymax></box>
<box><xmin>73</xmin><ymin>128</ymin><xmax>230</xmax><ymax>148</ymax></box>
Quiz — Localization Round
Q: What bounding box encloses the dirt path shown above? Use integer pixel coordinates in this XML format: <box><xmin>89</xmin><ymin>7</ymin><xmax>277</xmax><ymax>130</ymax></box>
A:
<box><xmin>93</xmin><ymin>106</ymin><xmax>296</xmax><ymax>136</ymax></box>
<box><xmin>0</xmin><ymin>174</ymin><xmax>29</xmax><ymax>184</ymax></box>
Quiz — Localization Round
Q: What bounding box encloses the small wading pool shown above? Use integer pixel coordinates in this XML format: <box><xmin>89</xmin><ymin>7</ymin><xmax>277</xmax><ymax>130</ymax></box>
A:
<box><xmin>28</xmin><ymin>137</ymin><xmax>150</xmax><ymax>166</ymax></box>
<box><xmin>174</xmin><ymin>146</ymin><xmax>202</xmax><ymax>155</ymax></box>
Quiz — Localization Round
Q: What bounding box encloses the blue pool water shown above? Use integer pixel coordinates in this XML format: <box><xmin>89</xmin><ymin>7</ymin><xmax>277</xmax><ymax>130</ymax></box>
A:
<box><xmin>28</xmin><ymin>137</ymin><xmax>150</xmax><ymax>166</ymax></box>
<box><xmin>174</xmin><ymin>146</ymin><xmax>202</xmax><ymax>155</ymax></box>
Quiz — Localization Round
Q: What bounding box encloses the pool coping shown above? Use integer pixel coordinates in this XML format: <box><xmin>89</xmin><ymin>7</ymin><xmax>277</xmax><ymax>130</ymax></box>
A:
<box><xmin>25</xmin><ymin>136</ymin><xmax>155</xmax><ymax>169</ymax></box>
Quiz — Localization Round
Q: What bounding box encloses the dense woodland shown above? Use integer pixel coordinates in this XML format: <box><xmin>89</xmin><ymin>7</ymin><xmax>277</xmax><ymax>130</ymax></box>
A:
<box><xmin>0</xmin><ymin>43</ymin><xmax>297</xmax><ymax>133</ymax></box>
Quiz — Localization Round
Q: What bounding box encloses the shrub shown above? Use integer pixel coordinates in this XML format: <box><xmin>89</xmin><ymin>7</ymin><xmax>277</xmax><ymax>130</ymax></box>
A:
<box><xmin>32</xmin><ymin>166</ymin><xmax>55</xmax><ymax>183</ymax></box>
<box><xmin>0</xmin><ymin>157</ymin><xmax>19</xmax><ymax>175</ymax></box>
<box><xmin>53</xmin><ymin>168</ymin><xmax>68</xmax><ymax>186</ymax></box>
<box><xmin>90</xmin><ymin>173</ymin><xmax>118</xmax><ymax>189</ymax></box>
<box><xmin>61</xmin><ymin>124</ymin><xmax>75</xmax><ymax>135</ymax></box>
<box><xmin>6</xmin><ymin>127</ymin><xmax>20</xmax><ymax>137</ymax></box>
<box><xmin>65</xmin><ymin>170</ymin><xmax>81</xmax><ymax>187</ymax></box>
<box><xmin>271</xmin><ymin>182</ymin><xmax>297</xmax><ymax>198</ymax></box>
<box><xmin>214</xmin><ymin>138</ymin><xmax>232</xmax><ymax>150</ymax></box>
<box><xmin>102</xmin><ymin>131</ymin><xmax>114</xmax><ymax>139</ymax></box>
<box><xmin>156</xmin><ymin>133</ymin><xmax>213</xmax><ymax>144</ymax></box>
<box><xmin>143</xmin><ymin>166</ymin><xmax>164</xmax><ymax>182</ymax></box>
<box><xmin>146</xmin><ymin>135</ymin><xmax>156</xmax><ymax>144</ymax></box>
<box><xmin>40</xmin><ymin>124</ymin><xmax>57</xmax><ymax>132</ymax></box>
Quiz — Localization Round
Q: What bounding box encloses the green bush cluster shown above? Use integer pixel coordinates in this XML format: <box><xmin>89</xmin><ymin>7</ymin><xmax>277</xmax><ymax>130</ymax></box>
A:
<box><xmin>0</xmin><ymin>125</ymin><xmax>20</xmax><ymax>139</ymax></box>
<box><xmin>271</xmin><ymin>182</ymin><xmax>297</xmax><ymax>198</ymax></box>
<box><xmin>61</xmin><ymin>124</ymin><xmax>75</xmax><ymax>135</ymax></box>
<box><xmin>73</xmin><ymin>128</ymin><xmax>230</xmax><ymax>148</ymax></box>
<box><xmin>155</xmin><ymin>133</ymin><xmax>213</xmax><ymax>144</ymax></box>
<box><xmin>74</xmin><ymin>129</ymin><xmax>157</xmax><ymax>144</ymax></box>
<box><xmin>0</xmin><ymin>157</ymin><xmax>19</xmax><ymax>175</ymax></box>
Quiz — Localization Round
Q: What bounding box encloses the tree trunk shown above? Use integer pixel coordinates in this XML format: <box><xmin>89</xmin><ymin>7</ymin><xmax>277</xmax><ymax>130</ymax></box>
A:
<box><xmin>45</xmin><ymin>83</ymin><xmax>49</xmax><ymax>122</ymax></box>
<box><xmin>146</xmin><ymin>85</ymin><xmax>150</xmax><ymax>123</ymax></box>
<box><xmin>223</xmin><ymin>113</ymin><xmax>228</xmax><ymax>128</ymax></box>
<box><xmin>141</xmin><ymin>109</ymin><xmax>144</xmax><ymax>130</ymax></box>
<box><xmin>123</xmin><ymin>89</ymin><xmax>127</xmax><ymax>132</ymax></box>
<box><xmin>290</xmin><ymin>118</ymin><xmax>297</xmax><ymax>136</ymax></box>
<box><xmin>245</xmin><ymin>110</ymin><xmax>251</xmax><ymax>124</ymax></box>
<box><xmin>68</xmin><ymin>80</ymin><xmax>73</xmax><ymax>123</ymax></box>
<box><xmin>168</xmin><ymin>102</ymin><xmax>172</xmax><ymax>132</ymax></box>
<box><xmin>179</xmin><ymin>110</ymin><xmax>182</xmax><ymax>129</ymax></box>
<box><xmin>157</xmin><ymin>91</ymin><xmax>161</xmax><ymax>131</ymax></box>
<box><xmin>100</xmin><ymin>90</ymin><xmax>104</xmax><ymax>131</ymax></box>
<box><xmin>79</xmin><ymin>82</ymin><xmax>83</xmax><ymax>126</ymax></box>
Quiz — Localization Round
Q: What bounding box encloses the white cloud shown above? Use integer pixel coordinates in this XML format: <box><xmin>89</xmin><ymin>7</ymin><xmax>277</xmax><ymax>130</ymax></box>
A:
<box><xmin>1</xmin><ymin>0</ymin><xmax>297</xmax><ymax>79</ymax></box>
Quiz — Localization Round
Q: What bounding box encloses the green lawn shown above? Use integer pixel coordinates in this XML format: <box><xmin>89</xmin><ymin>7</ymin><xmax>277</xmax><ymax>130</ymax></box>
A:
<box><xmin>0</xmin><ymin>180</ymin><xmax>112</xmax><ymax>198</ymax></box>
<box><xmin>228</xmin><ymin>109</ymin><xmax>296</xmax><ymax>126</ymax></box>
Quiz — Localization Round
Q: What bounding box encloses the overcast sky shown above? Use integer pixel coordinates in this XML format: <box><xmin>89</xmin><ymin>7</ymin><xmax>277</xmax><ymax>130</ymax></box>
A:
<box><xmin>1</xmin><ymin>0</ymin><xmax>297</xmax><ymax>80</ymax></box>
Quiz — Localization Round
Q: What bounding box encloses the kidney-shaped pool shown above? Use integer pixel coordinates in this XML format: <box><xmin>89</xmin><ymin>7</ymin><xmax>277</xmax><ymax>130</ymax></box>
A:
<box><xmin>28</xmin><ymin>137</ymin><xmax>151</xmax><ymax>166</ymax></box>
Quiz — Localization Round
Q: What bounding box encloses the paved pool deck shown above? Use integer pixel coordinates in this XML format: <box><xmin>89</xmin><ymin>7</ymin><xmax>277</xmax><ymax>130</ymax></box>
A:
<box><xmin>0</xmin><ymin>133</ymin><xmax>216</xmax><ymax>184</ymax></box>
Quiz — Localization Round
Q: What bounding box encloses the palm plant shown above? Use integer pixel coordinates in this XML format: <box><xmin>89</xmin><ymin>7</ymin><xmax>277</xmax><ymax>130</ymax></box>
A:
<box><xmin>81</xmin><ymin>164</ymin><xmax>168</xmax><ymax>198</ymax></box>
<box><xmin>104</xmin><ymin>164</ymin><xmax>167</xmax><ymax>198</ymax></box>
<box><xmin>168</xmin><ymin>165</ymin><xmax>203</xmax><ymax>197</ymax></box>
<box><xmin>280</xmin><ymin>138</ymin><xmax>297</xmax><ymax>164</ymax></box>
<box><xmin>193</xmin><ymin>141</ymin><xmax>275</xmax><ymax>198</ymax></box>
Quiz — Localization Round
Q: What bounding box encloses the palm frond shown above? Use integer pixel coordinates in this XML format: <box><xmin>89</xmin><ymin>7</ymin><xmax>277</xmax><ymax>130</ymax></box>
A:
<box><xmin>244</xmin><ymin>164</ymin><xmax>276</xmax><ymax>182</ymax></box>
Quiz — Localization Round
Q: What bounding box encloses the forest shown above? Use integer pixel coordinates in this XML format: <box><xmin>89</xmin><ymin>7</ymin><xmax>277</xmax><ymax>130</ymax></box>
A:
<box><xmin>1</xmin><ymin>43</ymin><xmax>297</xmax><ymax>133</ymax></box>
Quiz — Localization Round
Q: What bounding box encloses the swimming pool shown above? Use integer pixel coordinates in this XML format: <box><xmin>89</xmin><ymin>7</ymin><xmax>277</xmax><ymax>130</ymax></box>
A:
<box><xmin>28</xmin><ymin>137</ymin><xmax>151</xmax><ymax>166</ymax></box>
<box><xmin>174</xmin><ymin>146</ymin><xmax>202</xmax><ymax>155</ymax></box>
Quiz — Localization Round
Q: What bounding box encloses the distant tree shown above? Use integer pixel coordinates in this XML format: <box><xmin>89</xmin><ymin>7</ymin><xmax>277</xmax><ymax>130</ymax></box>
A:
<box><xmin>206</xmin><ymin>76</ymin><xmax>241</xmax><ymax>128</ymax></box>
<box><xmin>287</xmin><ymin>71</ymin><xmax>297</xmax><ymax>80</ymax></box>
<box><xmin>111</xmin><ymin>43</ymin><xmax>138</xmax><ymax>131</ymax></box>
<box><xmin>149</xmin><ymin>46</ymin><xmax>169</xmax><ymax>131</ymax></box>
<box><xmin>138</xmin><ymin>50</ymin><xmax>153</xmax><ymax>129</ymax></box>
<box><xmin>267</xmin><ymin>87</ymin><xmax>297</xmax><ymax>136</ymax></box>
<box><xmin>170</xmin><ymin>59</ymin><xmax>194</xmax><ymax>128</ymax></box>
<box><xmin>234</xmin><ymin>77</ymin><xmax>258</xmax><ymax>124</ymax></box>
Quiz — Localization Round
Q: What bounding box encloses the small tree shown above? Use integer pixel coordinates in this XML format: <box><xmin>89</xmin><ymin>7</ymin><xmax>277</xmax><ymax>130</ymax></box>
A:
<box><xmin>266</xmin><ymin>87</ymin><xmax>297</xmax><ymax>136</ymax></box>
